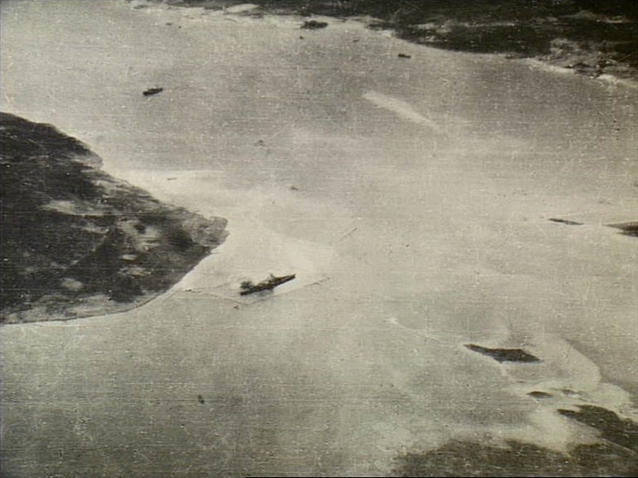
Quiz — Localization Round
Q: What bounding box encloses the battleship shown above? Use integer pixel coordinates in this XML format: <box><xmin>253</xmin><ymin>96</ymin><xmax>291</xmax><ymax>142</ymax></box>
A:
<box><xmin>239</xmin><ymin>274</ymin><xmax>296</xmax><ymax>296</ymax></box>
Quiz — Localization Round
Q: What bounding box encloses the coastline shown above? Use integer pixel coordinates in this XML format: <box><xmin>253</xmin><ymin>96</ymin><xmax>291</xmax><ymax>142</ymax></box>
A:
<box><xmin>0</xmin><ymin>112</ymin><xmax>228</xmax><ymax>324</ymax></box>
<box><xmin>140</xmin><ymin>0</ymin><xmax>638</xmax><ymax>85</ymax></box>
<box><xmin>1</xmin><ymin>1</ymin><xmax>637</xmax><ymax>476</ymax></box>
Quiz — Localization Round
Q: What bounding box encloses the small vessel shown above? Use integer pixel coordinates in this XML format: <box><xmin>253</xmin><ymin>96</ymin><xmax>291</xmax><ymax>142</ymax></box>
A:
<box><xmin>143</xmin><ymin>87</ymin><xmax>164</xmax><ymax>97</ymax></box>
<box><xmin>239</xmin><ymin>274</ymin><xmax>296</xmax><ymax>296</ymax></box>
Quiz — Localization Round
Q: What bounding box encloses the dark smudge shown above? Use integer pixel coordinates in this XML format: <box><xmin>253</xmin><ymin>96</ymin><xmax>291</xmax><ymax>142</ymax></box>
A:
<box><xmin>464</xmin><ymin>344</ymin><xmax>541</xmax><ymax>363</ymax></box>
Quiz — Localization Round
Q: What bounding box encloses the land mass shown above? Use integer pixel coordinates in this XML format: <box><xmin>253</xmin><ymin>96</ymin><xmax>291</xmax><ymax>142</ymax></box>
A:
<box><xmin>0</xmin><ymin>112</ymin><xmax>228</xmax><ymax>324</ymax></box>
<box><xmin>464</xmin><ymin>343</ymin><xmax>542</xmax><ymax>363</ymax></box>
<box><xmin>144</xmin><ymin>0</ymin><xmax>638</xmax><ymax>82</ymax></box>
<box><xmin>395</xmin><ymin>404</ymin><xmax>638</xmax><ymax>476</ymax></box>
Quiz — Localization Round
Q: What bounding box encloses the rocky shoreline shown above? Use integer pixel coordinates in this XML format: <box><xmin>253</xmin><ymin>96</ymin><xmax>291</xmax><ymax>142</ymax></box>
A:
<box><xmin>0</xmin><ymin>112</ymin><xmax>228</xmax><ymax>323</ymax></box>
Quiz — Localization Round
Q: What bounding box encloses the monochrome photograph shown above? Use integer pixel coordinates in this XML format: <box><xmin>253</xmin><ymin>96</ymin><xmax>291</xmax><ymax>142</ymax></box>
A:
<box><xmin>1</xmin><ymin>1</ymin><xmax>637</xmax><ymax>476</ymax></box>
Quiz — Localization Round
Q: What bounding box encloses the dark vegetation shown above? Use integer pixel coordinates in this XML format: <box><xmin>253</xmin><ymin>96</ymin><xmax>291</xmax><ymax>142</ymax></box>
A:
<box><xmin>394</xmin><ymin>404</ymin><xmax>638</xmax><ymax>476</ymax></box>
<box><xmin>394</xmin><ymin>438</ymin><xmax>638</xmax><ymax>477</ymax></box>
<box><xmin>607</xmin><ymin>221</ymin><xmax>638</xmax><ymax>238</ymax></box>
<box><xmin>558</xmin><ymin>405</ymin><xmax>638</xmax><ymax>453</ymax></box>
<box><xmin>153</xmin><ymin>0</ymin><xmax>638</xmax><ymax>80</ymax></box>
<box><xmin>0</xmin><ymin>112</ymin><xmax>227</xmax><ymax>323</ymax></box>
<box><xmin>464</xmin><ymin>344</ymin><xmax>541</xmax><ymax>363</ymax></box>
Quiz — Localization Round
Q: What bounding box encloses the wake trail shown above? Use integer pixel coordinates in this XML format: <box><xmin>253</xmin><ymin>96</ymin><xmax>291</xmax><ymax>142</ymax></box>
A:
<box><xmin>363</xmin><ymin>91</ymin><xmax>444</xmax><ymax>134</ymax></box>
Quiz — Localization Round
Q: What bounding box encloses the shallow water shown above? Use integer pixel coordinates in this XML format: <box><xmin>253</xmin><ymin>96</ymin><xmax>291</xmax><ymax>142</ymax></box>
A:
<box><xmin>2</xmin><ymin>1</ymin><xmax>637</xmax><ymax>476</ymax></box>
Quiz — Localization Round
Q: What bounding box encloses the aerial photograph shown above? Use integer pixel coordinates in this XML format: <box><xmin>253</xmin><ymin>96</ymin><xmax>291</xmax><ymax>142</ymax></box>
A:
<box><xmin>1</xmin><ymin>1</ymin><xmax>637</xmax><ymax>476</ymax></box>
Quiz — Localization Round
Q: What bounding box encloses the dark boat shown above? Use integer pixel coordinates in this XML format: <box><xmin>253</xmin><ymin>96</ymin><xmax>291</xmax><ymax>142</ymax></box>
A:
<box><xmin>239</xmin><ymin>274</ymin><xmax>296</xmax><ymax>296</ymax></box>
<box><xmin>143</xmin><ymin>87</ymin><xmax>164</xmax><ymax>97</ymax></box>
